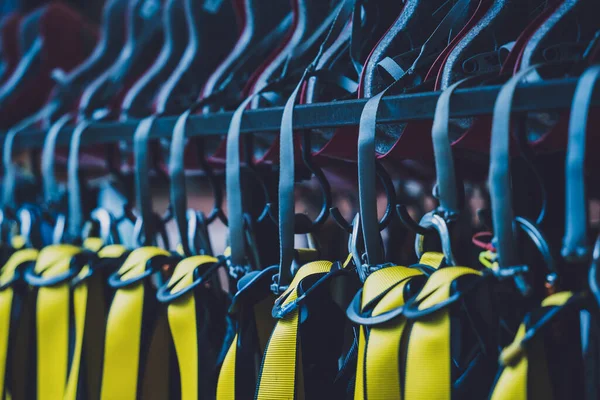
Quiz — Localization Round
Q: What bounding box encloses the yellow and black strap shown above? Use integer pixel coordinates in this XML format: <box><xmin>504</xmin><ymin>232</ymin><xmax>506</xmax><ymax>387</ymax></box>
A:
<box><xmin>401</xmin><ymin>265</ymin><xmax>483</xmax><ymax>400</ymax></box>
<box><xmin>217</xmin><ymin>266</ymin><xmax>278</xmax><ymax>400</ymax></box>
<box><xmin>490</xmin><ymin>291</ymin><xmax>583</xmax><ymax>400</ymax></box>
<box><xmin>100</xmin><ymin>247</ymin><xmax>171</xmax><ymax>400</ymax></box>
<box><xmin>29</xmin><ymin>244</ymin><xmax>83</xmax><ymax>400</ymax></box>
<box><xmin>352</xmin><ymin>252</ymin><xmax>444</xmax><ymax>400</ymax></box>
<box><xmin>64</xmin><ymin>240</ymin><xmax>128</xmax><ymax>400</ymax></box>
<box><xmin>161</xmin><ymin>255</ymin><xmax>231</xmax><ymax>400</ymax></box>
<box><xmin>0</xmin><ymin>248</ymin><xmax>38</xmax><ymax>399</ymax></box>
<box><xmin>255</xmin><ymin>259</ymin><xmax>356</xmax><ymax>400</ymax></box>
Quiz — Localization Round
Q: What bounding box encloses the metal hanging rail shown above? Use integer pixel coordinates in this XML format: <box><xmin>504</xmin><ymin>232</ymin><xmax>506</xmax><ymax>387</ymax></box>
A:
<box><xmin>6</xmin><ymin>77</ymin><xmax>598</xmax><ymax>151</ymax></box>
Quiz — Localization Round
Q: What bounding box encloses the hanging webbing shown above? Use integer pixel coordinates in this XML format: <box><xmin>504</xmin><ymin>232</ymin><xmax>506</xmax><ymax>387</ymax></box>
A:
<box><xmin>34</xmin><ymin>244</ymin><xmax>83</xmax><ymax>400</ymax></box>
<box><xmin>255</xmin><ymin>260</ymin><xmax>334</xmax><ymax>400</ymax></box>
<box><xmin>216</xmin><ymin>266</ymin><xmax>278</xmax><ymax>400</ymax></box>
<box><xmin>490</xmin><ymin>291</ymin><xmax>583</xmax><ymax>400</ymax></box>
<box><xmin>100</xmin><ymin>246</ymin><xmax>171</xmax><ymax>400</ymax></box>
<box><xmin>353</xmin><ymin>252</ymin><xmax>443</xmax><ymax>400</ymax></box>
<box><xmin>0</xmin><ymin>248</ymin><xmax>38</xmax><ymax>398</ymax></box>
<box><xmin>64</xmin><ymin>241</ymin><xmax>128</xmax><ymax>400</ymax></box>
<box><xmin>403</xmin><ymin>266</ymin><xmax>482</xmax><ymax>400</ymax></box>
<box><xmin>164</xmin><ymin>254</ymin><xmax>231</xmax><ymax>400</ymax></box>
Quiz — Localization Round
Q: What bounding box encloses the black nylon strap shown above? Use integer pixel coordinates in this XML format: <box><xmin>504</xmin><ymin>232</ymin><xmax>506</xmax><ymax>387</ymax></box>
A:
<box><xmin>276</xmin><ymin>0</ymin><xmax>355</xmax><ymax>289</ymax></box>
<box><xmin>489</xmin><ymin>65</ymin><xmax>541</xmax><ymax>269</ymax></box>
<box><xmin>377</xmin><ymin>57</ymin><xmax>406</xmax><ymax>81</ymax></box>
<box><xmin>169</xmin><ymin>109</ymin><xmax>193</xmax><ymax>256</ymax></box>
<box><xmin>432</xmin><ymin>76</ymin><xmax>491</xmax><ymax>216</ymax></box>
<box><xmin>350</xmin><ymin>0</ymin><xmax>363</xmax><ymax>76</ymax></box>
<box><xmin>1</xmin><ymin>110</ymin><xmax>47</xmax><ymax>208</ymax></box>
<box><xmin>226</xmin><ymin>94</ymin><xmax>259</xmax><ymax>268</ymax></box>
<box><xmin>67</xmin><ymin>120</ymin><xmax>93</xmax><ymax>241</ymax></box>
<box><xmin>133</xmin><ymin>115</ymin><xmax>159</xmax><ymax>246</ymax></box>
<box><xmin>42</xmin><ymin>114</ymin><xmax>73</xmax><ymax>206</ymax></box>
<box><xmin>357</xmin><ymin>0</ymin><xmax>472</xmax><ymax>265</ymax></box>
<box><xmin>562</xmin><ymin>65</ymin><xmax>600</xmax><ymax>261</ymax></box>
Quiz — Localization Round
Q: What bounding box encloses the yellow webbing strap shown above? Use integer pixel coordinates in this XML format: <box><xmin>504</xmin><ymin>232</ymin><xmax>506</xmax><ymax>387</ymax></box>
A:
<box><xmin>167</xmin><ymin>255</ymin><xmax>218</xmax><ymax>400</ymax></box>
<box><xmin>0</xmin><ymin>249</ymin><xmax>38</xmax><ymax>397</ymax></box>
<box><xmin>35</xmin><ymin>244</ymin><xmax>83</xmax><ymax>400</ymax></box>
<box><xmin>100</xmin><ymin>247</ymin><xmax>170</xmax><ymax>400</ymax></box>
<box><xmin>355</xmin><ymin>252</ymin><xmax>444</xmax><ymax>400</ymax></box>
<box><xmin>64</xmin><ymin>244</ymin><xmax>127</xmax><ymax>400</ymax></box>
<box><xmin>490</xmin><ymin>291</ymin><xmax>573</xmax><ymax>400</ymax></box>
<box><xmin>256</xmin><ymin>261</ymin><xmax>333</xmax><ymax>400</ymax></box>
<box><xmin>404</xmin><ymin>267</ymin><xmax>482</xmax><ymax>400</ymax></box>
<box><xmin>216</xmin><ymin>332</ymin><xmax>238</xmax><ymax>400</ymax></box>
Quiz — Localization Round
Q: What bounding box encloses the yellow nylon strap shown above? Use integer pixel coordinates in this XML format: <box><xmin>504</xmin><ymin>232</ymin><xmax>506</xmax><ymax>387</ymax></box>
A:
<box><xmin>168</xmin><ymin>255</ymin><xmax>218</xmax><ymax>400</ymax></box>
<box><xmin>83</xmin><ymin>237</ymin><xmax>104</xmax><ymax>252</ymax></box>
<box><xmin>355</xmin><ymin>266</ymin><xmax>422</xmax><ymax>400</ymax></box>
<box><xmin>364</xmin><ymin>282</ymin><xmax>410</xmax><ymax>400</ymax></box>
<box><xmin>355</xmin><ymin>326</ymin><xmax>367</xmax><ymax>400</ymax></box>
<box><xmin>64</xmin><ymin>244</ymin><xmax>127</xmax><ymax>400</ymax></box>
<box><xmin>35</xmin><ymin>245</ymin><xmax>82</xmax><ymax>400</ymax></box>
<box><xmin>10</xmin><ymin>236</ymin><xmax>25</xmax><ymax>251</ymax></box>
<box><xmin>216</xmin><ymin>334</ymin><xmax>238</xmax><ymax>400</ymax></box>
<box><xmin>491</xmin><ymin>291</ymin><xmax>573</xmax><ymax>400</ymax></box>
<box><xmin>404</xmin><ymin>267</ymin><xmax>481</xmax><ymax>400</ymax></box>
<box><xmin>419</xmin><ymin>252</ymin><xmax>445</xmax><ymax>268</ymax></box>
<box><xmin>256</xmin><ymin>261</ymin><xmax>333</xmax><ymax>400</ymax></box>
<box><xmin>100</xmin><ymin>247</ymin><xmax>170</xmax><ymax>400</ymax></box>
<box><xmin>355</xmin><ymin>253</ymin><xmax>441</xmax><ymax>400</ymax></box>
<box><xmin>0</xmin><ymin>249</ymin><xmax>38</xmax><ymax>397</ymax></box>
<box><xmin>491</xmin><ymin>323</ymin><xmax>528</xmax><ymax>400</ymax></box>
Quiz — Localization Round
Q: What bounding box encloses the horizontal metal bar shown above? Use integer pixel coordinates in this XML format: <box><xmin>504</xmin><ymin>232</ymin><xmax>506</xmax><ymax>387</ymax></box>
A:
<box><xmin>7</xmin><ymin>77</ymin><xmax>595</xmax><ymax>151</ymax></box>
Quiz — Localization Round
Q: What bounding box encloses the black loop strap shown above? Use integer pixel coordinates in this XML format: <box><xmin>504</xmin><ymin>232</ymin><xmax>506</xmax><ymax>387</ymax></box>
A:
<box><xmin>562</xmin><ymin>65</ymin><xmax>600</xmax><ymax>261</ymax></box>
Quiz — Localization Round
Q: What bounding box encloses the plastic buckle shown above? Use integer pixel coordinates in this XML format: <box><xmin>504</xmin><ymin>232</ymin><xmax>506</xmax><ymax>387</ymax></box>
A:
<box><xmin>24</xmin><ymin>251</ymin><xmax>97</xmax><ymax>288</ymax></box>
<box><xmin>108</xmin><ymin>255</ymin><xmax>176</xmax><ymax>290</ymax></box>
<box><xmin>346</xmin><ymin>287</ymin><xmax>406</xmax><ymax>326</ymax></box>
<box><xmin>156</xmin><ymin>257</ymin><xmax>225</xmax><ymax>304</ymax></box>
<box><xmin>226</xmin><ymin>257</ymin><xmax>251</xmax><ymax>280</ymax></box>
<box><xmin>491</xmin><ymin>265</ymin><xmax>529</xmax><ymax>280</ymax></box>
<box><xmin>403</xmin><ymin>272</ymin><xmax>491</xmax><ymax>320</ymax></box>
<box><xmin>270</xmin><ymin>273</ymin><xmax>288</xmax><ymax>297</ymax></box>
<box><xmin>71</xmin><ymin>254</ymin><xmax>126</xmax><ymax>288</ymax></box>
<box><xmin>271</xmin><ymin>263</ymin><xmax>342</xmax><ymax>319</ymax></box>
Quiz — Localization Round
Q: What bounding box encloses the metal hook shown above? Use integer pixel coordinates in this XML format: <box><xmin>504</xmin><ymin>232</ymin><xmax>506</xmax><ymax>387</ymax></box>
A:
<box><xmin>414</xmin><ymin>212</ymin><xmax>457</xmax><ymax>266</ymax></box>
<box><xmin>331</xmin><ymin>161</ymin><xmax>396</xmax><ymax>234</ymax></box>
<box><xmin>134</xmin><ymin>114</ymin><xmax>171</xmax><ymax>247</ymax></box>
<box><xmin>83</xmin><ymin>208</ymin><xmax>121</xmax><ymax>245</ymax></box>
<box><xmin>2</xmin><ymin>114</ymin><xmax>41</xmax><ymax>210</ymax></box>
<box><xmin>187</xmin><ymin>210</ymin><xmax>213</xmax><ymax>256</ymax></box>
<box><xmin>292</xmin><ymin>131</ymin><xmax>332</xmax><ymax>234</ymax></box>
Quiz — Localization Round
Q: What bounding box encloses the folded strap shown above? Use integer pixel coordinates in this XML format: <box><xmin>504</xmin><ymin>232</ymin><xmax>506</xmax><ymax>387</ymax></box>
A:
<box><xmin>0</xmin><ymin>249</ymin><xmax>38</xmax><ymax>398</ymax></box>
<box><xmin>355</xmin><ymin>252</ymin><xmax>444</xmax><ymax>400</ymax></box>
<box><xmin>100</xmin><ymin>247</ymin><xmax>170</xmax><ymax>400</ymax></box>
<box><xmin>167</xmin><ymin>255</ymin><xmax>218</xmax><ymax>400</ymax></box>
<box><xmin>35</xmin><ymin>245</ymin><xmax>82</xmax><ymax>400</ymax></box>
<box><xmin>255</xmin><ymin>261</ymin><xmax>333</xmax><ymax>400</ymax></box>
